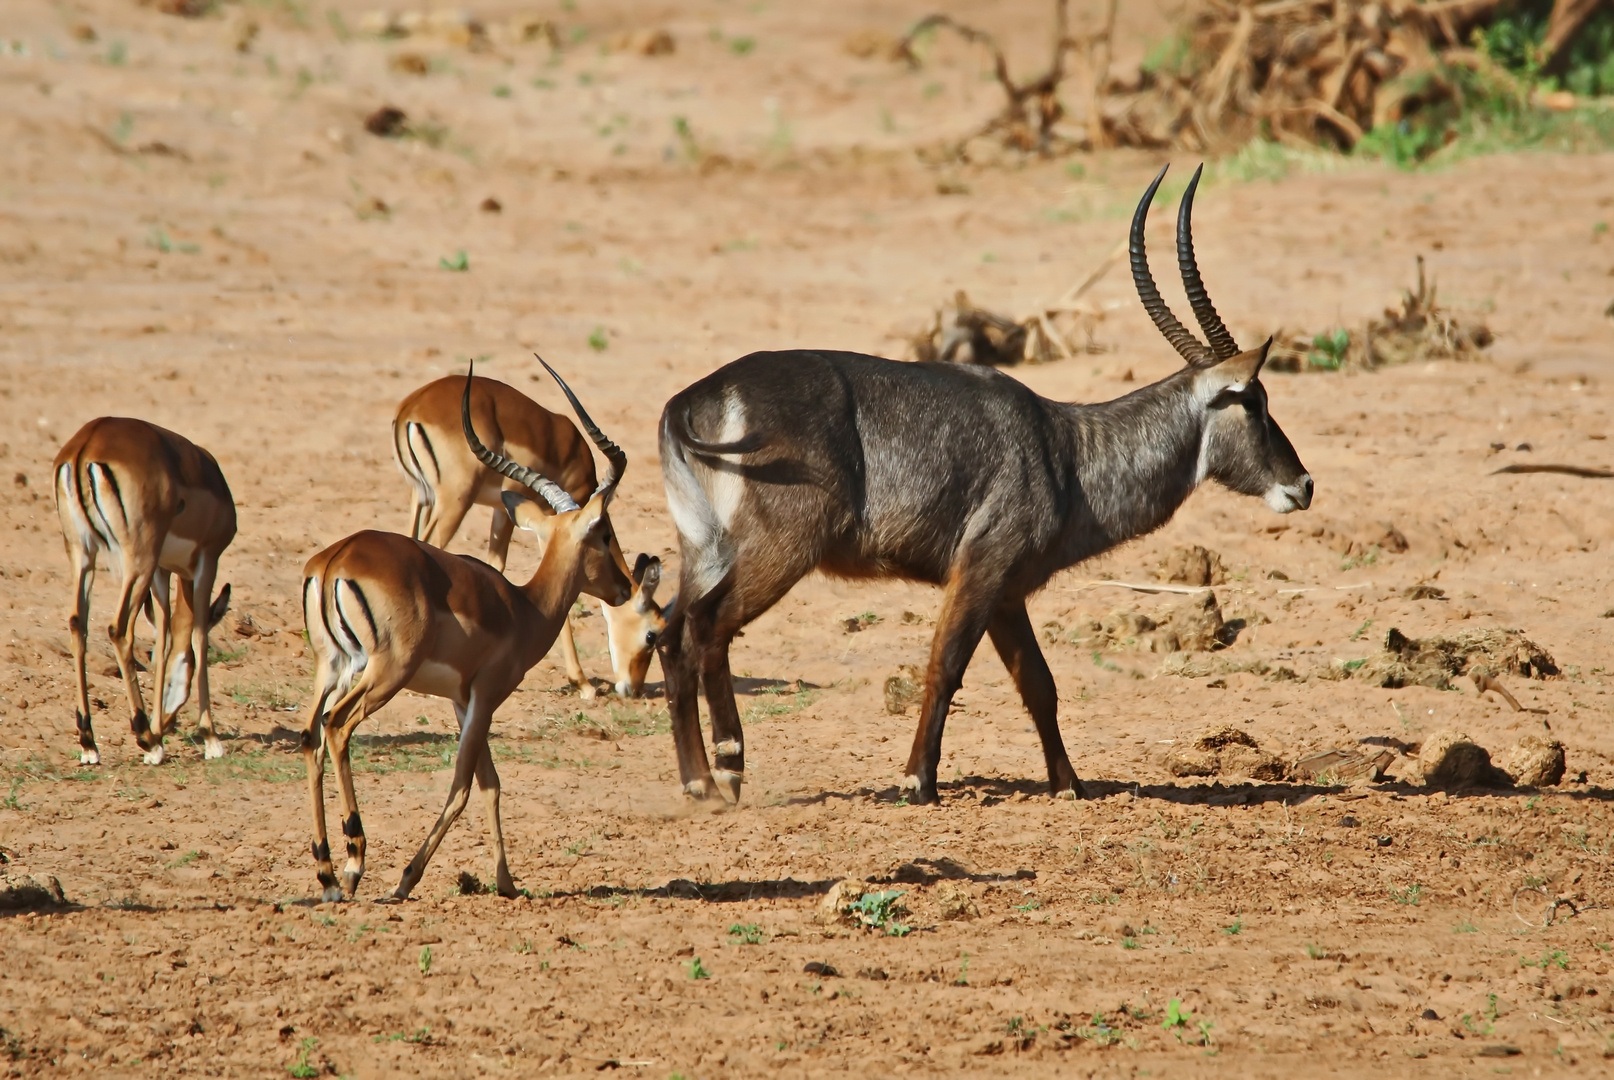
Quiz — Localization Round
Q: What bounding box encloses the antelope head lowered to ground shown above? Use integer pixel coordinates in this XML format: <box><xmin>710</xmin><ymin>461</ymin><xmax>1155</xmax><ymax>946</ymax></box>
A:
<box><xmin>656</xmin><ymin>163</ymin><xmax>1312</xmax><ymax>805</ymax></box>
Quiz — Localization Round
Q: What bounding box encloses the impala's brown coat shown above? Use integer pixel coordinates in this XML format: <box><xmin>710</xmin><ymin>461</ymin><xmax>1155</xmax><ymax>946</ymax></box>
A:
<box><xmin>52</xmin><ymin>417</ymin><xmax>236</xmax><ymax>765</ymax></box>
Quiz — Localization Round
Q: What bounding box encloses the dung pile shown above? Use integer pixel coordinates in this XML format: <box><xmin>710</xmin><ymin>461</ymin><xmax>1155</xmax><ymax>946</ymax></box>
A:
<box><xmin>0</xmin><ymin>873</ymin><xmax>69</xmax><ymax>911</ymax></box>
<box><xmin>1353</xmin><ymin>626</ymin><xmax>1558</xmax><ymax>690</ymax></box>
<box><xmin>1407</xmin><ymin>729</ymin><xmax>1566</xmax><ymax>789</ymax></box>
<box><xmin>1083</xmin><ymin>591</ymin><xmax>1230</xmax><ymax>655</ymax></box>
<box><xmin>1166</xmin><ymin>724</ymin><xmax>1286</xmax><ymax>781</ymax></box>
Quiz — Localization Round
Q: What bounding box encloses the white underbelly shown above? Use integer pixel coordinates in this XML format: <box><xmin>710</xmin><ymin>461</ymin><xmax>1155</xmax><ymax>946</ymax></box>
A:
<box><xmin>410</xmin><ymin>659</ymin><xmax>465</xmax><ymax>701</ymax></box>
<box><xmin>159</xmin><ymin>532</ymin><xmax>199</xmax><ymax>572</ymax></box>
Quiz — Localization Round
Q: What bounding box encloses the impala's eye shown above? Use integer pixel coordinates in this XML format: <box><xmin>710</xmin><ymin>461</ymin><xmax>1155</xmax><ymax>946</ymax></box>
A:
<box><xmin>644</xmin><ymin>631</ymin><xmax>658</xmax><ymax>646</ymax></box>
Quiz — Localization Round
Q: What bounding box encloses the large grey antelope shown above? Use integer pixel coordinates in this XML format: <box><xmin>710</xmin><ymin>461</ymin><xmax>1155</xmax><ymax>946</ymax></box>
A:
<box><xmin>393</xmin><ymin>374</ymin><xmax>667</xmax><ymax>698</ymax></box>
<box><xmin>298</xmin><ymin>360</ymin><xmax>632</xmax><ymax>901</ymax></box>
<box><xmin>53</xmin><ymin>418</ymin><xmax>236</xmax><ymax>766</ymax></box>
<box><xmin>657</xmin><ymin>164</ymin><xmax>1314</xmax><ymax>805</ymax></box>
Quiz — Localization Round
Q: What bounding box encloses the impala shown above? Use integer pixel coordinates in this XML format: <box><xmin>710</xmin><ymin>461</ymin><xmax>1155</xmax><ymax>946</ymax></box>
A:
<box><xmin>657</xmin><ymin>163</ymin><xmax>1313</xmax><ymax>804</ymax></box>
<box><xmin>53</xmin><ymin>418</ymin><xmax>236</xmax><ymax>765</ymax></box>
<box><xmin>393</xmin><ymin>374</ymin><xmax>667</xmax><ymax>697</ymax></box>
<box><xmin>299</xmin><ymin>359</ymin><xmax>632</xmax><ymax>901</ymax></box>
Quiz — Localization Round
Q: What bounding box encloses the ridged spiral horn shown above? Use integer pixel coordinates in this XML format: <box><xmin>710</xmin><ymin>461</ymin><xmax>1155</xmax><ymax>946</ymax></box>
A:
<box><xmin>460</xmin><ymin>361</ymin><xmax>581</xmax><ymax>514</ymax></box>
<box><xmin>1129</xmin><ymin>164</ymin><xmax>1211</xmax><ymax>366</ymax></box>
<box><xmin>1176</xmin><ymin>163</ymin><xmax>1240</xmax><ymax>361</ymax></box>
<box><xmin>533</xmin><ymin>353</ymin><xmax>627</xmax><ymax>504</ymax></box>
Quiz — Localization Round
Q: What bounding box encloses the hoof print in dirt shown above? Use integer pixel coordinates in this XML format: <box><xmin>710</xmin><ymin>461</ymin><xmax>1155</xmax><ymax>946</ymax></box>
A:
<box><xmin>1166</xmin><ymin>724</ymin><xmax>1285</xmax><ymax>782</ymax></box>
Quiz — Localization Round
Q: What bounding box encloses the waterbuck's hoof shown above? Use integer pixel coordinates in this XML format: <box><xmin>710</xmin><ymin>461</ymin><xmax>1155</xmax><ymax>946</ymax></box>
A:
<box><xmin>203</xmin><ymin>738</ymin><xmax>225</xmax><ymax>760</ymax></box>
<box><xmin>142</xmin><ymin>743</ymin><xmax>166</xmax><ymax>766</ymax></box>
<box><xmin>79</xmin><ymin>748</ymin><xmax>100</xmax><ymax>766</ymax></box>
<box><xmin>712</xmin><ymin>769</ymin><xmax>744</xmax><ymax>804</ymax></box>
<box><xmin>321</xmin><ymin>885</ymin><xmax>345</xmax><ymax>903</ymax></box>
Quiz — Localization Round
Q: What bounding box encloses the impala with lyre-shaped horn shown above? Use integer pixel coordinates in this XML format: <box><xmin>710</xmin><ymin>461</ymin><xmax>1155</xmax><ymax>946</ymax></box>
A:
<box><xmin>393</xmin><ymin>374</ymin><xmax>667</xmax><ymax>697</ymax></box>
<box><xmin>53</xmin><ymin>418</ymin><xmax>237</xmax><ymax>766</ymax></box>
<box><xmin>299</xmin><ymin>358</ymin><xmax>632</xmax><ymax>901</ymax></box>
<box><xmin>658</xmin><ymin>162</ymin><xmax>1313</xmax><ymax>805</ymax></box>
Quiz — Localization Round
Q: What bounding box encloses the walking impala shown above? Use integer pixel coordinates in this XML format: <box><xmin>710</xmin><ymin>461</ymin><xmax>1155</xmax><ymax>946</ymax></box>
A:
<box><xmin>393</xmin><ymin>374</ymin><xmax>667</xmax><ymax>697</ymax></box>
<box><xmin>53</xmin><ymin>418</ymin><xmax>236</xmax><ymax>765</ymax></box>
<box><xmin>299</xmin><ymin>360</ymin><xmax>632</xmax><ymax>901</ymax></box>
<box><xmin>657</xmin><ymin>164</ymin><xmax>1314</xmax><ymax>805</ymax></box>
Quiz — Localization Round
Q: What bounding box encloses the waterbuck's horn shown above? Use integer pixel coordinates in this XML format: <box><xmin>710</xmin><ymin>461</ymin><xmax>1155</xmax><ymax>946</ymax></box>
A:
<box><xmin>533</xmin><ymin>353</ymin><xmax>627</xmax><ymax>504</ymax></box>
<box><xmin>460</xmin><ymin>361</ymin><xmax>581</xmax><ymax>514</ymax></box>
<box><xmin>1130</xmin><ymin>164</ymin><xmax>1211</xmax><ymax>366</ymax></box>
<box><xmin>1176</xmin><ymin>163</ymin><xmax>1240</xmax><ymax>360</ymax></box>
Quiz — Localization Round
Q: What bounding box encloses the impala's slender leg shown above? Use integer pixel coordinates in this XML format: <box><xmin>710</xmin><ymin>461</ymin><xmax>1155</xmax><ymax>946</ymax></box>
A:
<box><xmin>473</xmin><ymin>744</ymin><xmax>517</xmax><ymax>898</ymax></box>
<box><xmin>108</xmin><ymin>559</ymin><xmax>158</xmax><ymax>755</ymax></box>
<box><xmin>163</xmin><ymin>573</ymin><xmax>198</xmax><ymax>738</ymax></box>
<box><xmin>420</xmin><ymin>485</ymin><xmax>477</xmax><ymax>553</ymax></box>
<box><xmin>902</xmin><ymin>556</ymin><xmax>1006</xmax><ymax>804</ymax></box>
<box><xmin>299</xmin><ymin>672</ymin><xmax>340</xmax><ymax>902</ymax></box>
<box><xmin>987</xmin><ymin>601</ymin><xmax>1082</xmax><ymax>799</ymax></box>
<box><xmin>405</xmin><ymin>487</ymin><xmax>428</xmax><ymax>541</ymax></box>
<box><xmin>143</xmin><ymin>571</ymin><xmax>174</xmax><ymax>764</ymax></box>
<box><xmin>62</xmin><ymin>524</ymin><xmax>100</xmax><ymax>764</ymax></box>
<box><xmin>556</xmin><ymin>620</ymin><xmax>594</xmax><ymax>699</ymax></box>
<box><xmin>187</xmin><ymin>555</ymin><xmax>224</xmax><ymax>759</ymax></box>
<box><xmin>660</xmin><ymin>604</ymin><xmax>716</xmax><ymax>798</ymax></box>
<box><xmin>394</xmin><ymin>693</ymin><xmax>492</xmax><ymax>900</ymax></box>
<box><xmin>486</xmin><ymin>499</ymin><xmax>515</xmax><ymax>573</ymax></box>
<box><xmin>325</xmin><ymin>661</ymin><xmax>414</xmax><ymax>899</ymax></box>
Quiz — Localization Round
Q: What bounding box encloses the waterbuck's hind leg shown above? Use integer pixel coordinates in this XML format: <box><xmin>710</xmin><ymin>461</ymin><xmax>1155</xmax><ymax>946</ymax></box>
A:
<box><xmin>903</xmin><ymin>558</ymin><xmax>1005</xmax><ymax>804</ymax></box>
<box><xmin>987</xmin><ymin>601</ymin><xmax>1082</xmax><ymax>799</ymax></box>
<box><xmin>661</xmin><ymin>604</ymin><xmax>717</xmax><ymax>799</ymax></box>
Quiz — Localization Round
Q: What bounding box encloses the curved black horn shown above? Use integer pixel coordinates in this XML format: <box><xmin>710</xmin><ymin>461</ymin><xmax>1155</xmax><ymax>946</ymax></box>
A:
<box><xmin>1130</xmin><ymin>165</ymin><xmax>1210</xmax><ymax>365</ymax></box>
<box><xmin>1176</xmin><ymin>163</ymin><xmax>1240</xmax><ymax>360</ymax></box>
<box><xmin>460</xmin><ymin>361</ymin><xmax>580</xmax><ymax>513</ymax></box>
<box><xmin>533</xmin><ymin>353</ymin><xmax>627</xmax><ymax>504</ymax></box>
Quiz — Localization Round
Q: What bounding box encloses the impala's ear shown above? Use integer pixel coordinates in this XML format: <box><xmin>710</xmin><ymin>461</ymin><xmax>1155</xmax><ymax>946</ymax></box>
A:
<box><xmin>1199</xmin><ymin>338</ymin><xmax>1271</xmax><ymax>395</ymax></box>
<box><xmin>635</xmin><ymin>556</ymin><xmax>661</xmax><ymax>609</ymax></box>
<box><xmin>502</xmin><ymin>491</ymin><xmax>559</xmax><ymax>541</ymax></box>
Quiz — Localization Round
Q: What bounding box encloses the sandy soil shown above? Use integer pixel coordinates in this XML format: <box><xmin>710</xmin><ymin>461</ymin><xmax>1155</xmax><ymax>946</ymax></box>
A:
<box><xmin>3</xmin><ymin>1</ymin><xmax>1614</xmax><ymax>1076</ymax></box>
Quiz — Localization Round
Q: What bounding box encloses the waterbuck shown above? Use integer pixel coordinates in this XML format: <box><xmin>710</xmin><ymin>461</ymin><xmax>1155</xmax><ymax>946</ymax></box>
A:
<box><xmin>657</xmin><ymin>164</ymin><xmax>1313</xmax><ymax>805</ymax></box>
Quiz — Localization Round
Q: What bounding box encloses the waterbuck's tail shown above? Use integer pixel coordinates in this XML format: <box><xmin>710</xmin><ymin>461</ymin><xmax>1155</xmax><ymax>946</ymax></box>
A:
<box><xmin>658</xmin><ymin>406</ymin><xmax>749</xmax><ymax>605</ymax></box>
<box><xmin>666</xmin><ymin>403</ymin><xmax>768</xmax><ymax>456</ymax></box>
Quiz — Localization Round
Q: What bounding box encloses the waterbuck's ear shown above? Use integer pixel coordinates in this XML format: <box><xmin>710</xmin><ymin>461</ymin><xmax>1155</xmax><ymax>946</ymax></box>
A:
<box><xmin>1199</xmin><ymin>338</ymin><xmax>1272</xmax><ymax>395</ymax></box>
<box><xmin>502</xmin><ymin>491</ymin><xmax>560</xmax><ymax>541</ymax></box>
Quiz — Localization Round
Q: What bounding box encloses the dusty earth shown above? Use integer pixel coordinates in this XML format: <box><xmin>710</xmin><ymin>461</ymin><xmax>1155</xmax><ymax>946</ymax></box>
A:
<box><xmin>3</xmin><ymin>0</ymin><xmax>1614</xmax><ymax>1076</ymax></box>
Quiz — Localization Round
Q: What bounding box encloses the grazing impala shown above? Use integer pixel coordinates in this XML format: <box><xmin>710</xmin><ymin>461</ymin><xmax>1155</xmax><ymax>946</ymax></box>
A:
<box><xmin>393</xmin><ymin>374</ymin><xmax>667</xmax><ymax>697</ymax></box>
<box><xmin>53</xmin><ymin>418</ymin><xmax>236</xmax><ymax>765</ymax></box>
<box><xmin>657</xmin><ymin>163</ymin><xmax>1313</xmax><ymax>805</ymax></box>
<box><xmin>299</xmin><ymin>360</ymin><xmax>632</xmax><ymax>902</ymax></box>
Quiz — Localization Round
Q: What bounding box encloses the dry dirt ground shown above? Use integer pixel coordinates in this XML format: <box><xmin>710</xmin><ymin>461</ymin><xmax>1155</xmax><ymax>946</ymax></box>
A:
<box><xmin>3</xmin><ymin>1</ymin><xmax>1614</xmax><ymax>1076</ymax></box>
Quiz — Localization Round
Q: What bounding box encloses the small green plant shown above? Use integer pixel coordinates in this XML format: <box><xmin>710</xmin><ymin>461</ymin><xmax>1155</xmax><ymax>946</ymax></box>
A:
<box><xmin>3</xmin><ymin>778</ymin><xmax>23</xmax><ymax>811</ymax></box>
<box><xmin>1305</xmin><ymin>942</ymin><xmax>1327</xmax><ymax>960</ymax></box>
<box><xmin>587</xmin><ymin>326</ymin><xmax>608</xmax><ymax>351</ymax></box>
<box><xmin>438</xmin><ymin>250</ymin><xmax>469</xmax><ymax>272</ymax></box>
<box><xmin>287</xmin><ymin>1037</ymin><xmax>319</xmax><ymax>1078</ymax></box>
<box><xmin>727</xmin><ymin>923</ymin><xmax>763</xmax><ymax>945</ymax></box>
<box><xmin>1222</xmin><ymin>918</ymin><xmax>1242</xmax><ymax>935</ymax></box>
<box><xmin>1014</xmin><ymin>898</ymin><xmax>1042</xmax><ymax>912</ymax></box>
<box><xmin>147</xmin><ymin>227</ymin><xmax>199</xmax><ymax>255</ymax></box>
<box><xmin>1523</xmin><ymin>948</ymin><xmax>1569</xmax><ymax>970</ymax></box>
<box><xmin>1453</xmin><ymin>919</ymin><xmax>1479</xmax><ymax>934</ymax></box>
<box><xmin>166</xmin><ymin>850</ymin><xmax>201</xmax><ymax>869</ymax></box>
<box><xmin>492</xmin><ymin>84</ymin><xmax>511</xmax><ymax>98</ymax></box>
<box><xmin>106</xmin><ymin>40</ymin><xmax>127</xmax><ymax>66</ymax></box>
<box><xmin>685</xmin><ymin>956</ymin><xmax>710</xmax><ymax>980</ymax></box>
<box><xmin>728</xmin><ymin>36</ymin><xmax>756</xmax><ymax>55</ymax></box>
<box><xmin>1391</xmin><ymin>884</ymin><xmax>1424</xmax><ymax>906</ymax></box>
<box><xmin>1076</xmin><ymin>1013</ymin><xmax>1120</xmax><ymax>1046</ymax></box>
<box><xmin>1308</xmin><ymin>328</ymin><xmax>1349</xmax><ymax>370</ymax></box>
<box><xmin>375</xmin><ymin>1027</ymin><xmax>431</xmax><ymax>1044</ymax></box>
<box><xmin>953</xmin><ymin>952</ymin><xmax>970</xmax><ymax>986</ymax></box>
<box><xmin>1121</xmin><ymin>936</ymin><xmax>1140</xmax><ymax>950</ymax></box>
<box><xmin>417</xmin><ymin>945</ymin><xmax>432</xmax><ymax>974</ymax></box>
<box><xmin>848</xmin><ymin>890</ymin><xmax>911</xmax><ymax>936</ymax></box>
<box><xmin>111</xmin><ymin>111</ymin><xmax>135</xmax><ymax>145</ymax></box>
<box><xmin>1349</xmin><ymin>619</ymin><xmax>1374</xmax><ymax>642</ymax></box>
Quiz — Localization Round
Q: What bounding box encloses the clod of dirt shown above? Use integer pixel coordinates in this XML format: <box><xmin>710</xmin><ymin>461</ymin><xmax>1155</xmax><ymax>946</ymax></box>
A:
<box><xmin>479</xmin><ymin>196</ymin><xmax>502</xmax><ymax>214</ymax></box>
<box><xmin>883</xmin><ymin>665</ymin><xmax>922</xmax><ymax>715</ymax></box>
<box><xmin>1408</xmin><ymin>729</ymin><xmax>1509</xmax><ymax>789</ymax></box>
<box><xmin>611</xmin><ymin>29</ymin><xmax>675</xmax><ymax>56</ymax></box>
<box><xmin>934</xmin><ymin>880</ymin><xmax>979</xmax><ymax>922</ymax></box>
<box><xmin>817</xmin><ymin>878</ymin><xmax>866</xmax><ymax>924</ymax></box>
<box><xmin>388</xmin><ymin>52</ymin><xmax>431</xmax><ymax>76</ymax></box>
<box><xmin>146</xmin><ymin>0</ymin><xmax>213</xmax><ymax>17</ymax></box>
<box><xmin>1404</xmin><ymin>584</ymin><xmax>1446</xmax><ymax>601</ymax></box>
<box><xmin>364</xmin><ymin>106</ymin><xmax>410</xmax><ymax>138</ymax></box>
<box><xmin>1356</xmin><ymin>627</ymin><xmax>1558</xmax><ymax>690</ymax></box>
<box><xmin>1497</xmin><ymin>734</ymin><xmax>1566</xmax><ymax>788</ymax></box>
<box><xmin>1157</xmin><ymin>545</ymin><xmax>1226</xmax><ymax>587</ymax></box>
<box><xmin>1166</xmin><ymin>724</ymin><xmax>1284</xmax><ymax>781</ymax></box>
<box><xmin>0</xmin><ymin>874</ymin><xmax>68</xmax><ymax>911</ymax></box>
<box><xmin>843</xmin><ymin>29</ymin><xmax>901</xmax><ymax>60</ymax></box>
<box><xmin>803</xmin><ymin>960</ymin><xmax>839</xmax><ymax>977</ymax></box>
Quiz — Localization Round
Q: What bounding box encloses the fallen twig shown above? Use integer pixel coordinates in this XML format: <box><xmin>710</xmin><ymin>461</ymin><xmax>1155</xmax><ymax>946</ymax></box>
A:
<box><xmin>1490</xmin><ymin>463</ymin><xmax>1614</xmax><ymax>478</ymax></box>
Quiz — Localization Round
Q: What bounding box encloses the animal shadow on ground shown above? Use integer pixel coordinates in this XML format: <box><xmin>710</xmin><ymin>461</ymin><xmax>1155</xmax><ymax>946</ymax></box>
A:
<box><xmin>565</xmin><ymin>876</ymin><xmax>843</xmax><ymax>903</ymax></box>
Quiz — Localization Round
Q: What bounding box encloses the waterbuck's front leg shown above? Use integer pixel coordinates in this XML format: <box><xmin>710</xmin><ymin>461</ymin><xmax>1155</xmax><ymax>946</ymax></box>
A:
<box><xmin>987</xmin><ymin>601</ymin><xmax>1082</xmax><ymax>799</ymax></box>
<box><xmin>902</xmin><ymin>560</ymin><xmax>1004</xmax><ymax>805</ymax></box>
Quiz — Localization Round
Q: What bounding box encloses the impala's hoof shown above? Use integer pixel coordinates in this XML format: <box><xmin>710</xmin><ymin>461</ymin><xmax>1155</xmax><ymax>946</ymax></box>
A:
<box><xmin>203</xmin><ymin>738</ymin><xmax>225</xmax><ymax>760</ymax></box>
<box><xmin>321</xmin><ymin>885</ymin><xmax>345</xmax><ymax>903</ymax></box>
<box><xmin>79</xmin><ymin>748</ymin><xmax>100</xmax><ymax>766</ymax></box>
<box><xmin>713</xmin><ymin>769</ymin><xmax>743</xmax><ymax>804</ymax></box>
<box><xmin>142</xmin><ymin>743</ymin><xmax>166</xmax><ymax>766</ymax></box>
<box><xmin>577</xmin><ymin>684</ymin><xmax>598</xmax><ymax>702</ymax></box>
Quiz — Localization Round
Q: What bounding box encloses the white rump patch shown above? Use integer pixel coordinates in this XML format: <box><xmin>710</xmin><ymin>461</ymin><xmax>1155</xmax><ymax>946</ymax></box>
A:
<box><xmin>661</xmin><ymin>391</ymin><xmax>748</xmax><ymax>598</ymax></box>
<box><xmin>159</xmin><ymin>532</ymin><xmax>199</xmax><ymax>572</ymax></box>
